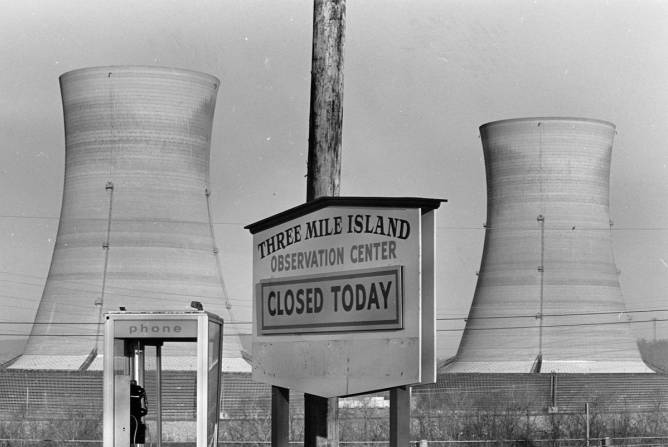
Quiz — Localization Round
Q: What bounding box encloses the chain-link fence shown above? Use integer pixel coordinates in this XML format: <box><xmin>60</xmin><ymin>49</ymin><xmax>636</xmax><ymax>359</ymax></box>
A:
<box><xmin>4</xmin><ymin>438</ymin><xmax>668</xmax><ymax>447</ymax></box>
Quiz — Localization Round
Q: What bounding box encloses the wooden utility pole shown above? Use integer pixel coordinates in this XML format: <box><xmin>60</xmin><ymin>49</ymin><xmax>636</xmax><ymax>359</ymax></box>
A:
<box><xmin>271</xmin><ymin>1</ymin><xmax>346</xmax><ymax>446</ymax></box>
<box><xmin>306</xmin><ymin>0</ymin><xmax>346</xmax><ymax>446</ymax></box>
<box><xmin>306</xmin><ymin>0</ymin><xmax>345</xmax><ymax>202</ymax></box>
<box><xmin>271</xmin><ymin>0</ymin><xmax>346</xmax><ymax>447</ymax></box>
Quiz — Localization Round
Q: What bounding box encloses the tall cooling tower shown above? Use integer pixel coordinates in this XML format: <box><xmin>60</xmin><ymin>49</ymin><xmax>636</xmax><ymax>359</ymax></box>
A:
<box><xmin>13</xmin><ymin>66</ymin><xmax>246</xmax><ymax>371</ymax></box>
<box><xmin>445</xmin><ymin>117</ymin><xmax>650</xmax><ymax>374</ymax></box>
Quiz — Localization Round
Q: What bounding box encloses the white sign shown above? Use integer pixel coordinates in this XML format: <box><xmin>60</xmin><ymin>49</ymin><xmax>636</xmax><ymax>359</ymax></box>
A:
<box><xmin>246</xmin><ymin>197</ymin><xmax>440</xmax><ymax>397</ymax></box>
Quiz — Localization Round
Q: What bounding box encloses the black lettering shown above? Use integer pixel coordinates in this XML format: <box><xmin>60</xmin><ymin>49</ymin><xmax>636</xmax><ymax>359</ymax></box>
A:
<box><xmin>276</xmin><ymin>232</ymin><xmax>285</xmax><ymax>250</ymax></box>
<box><xmin>276</xmin><ymin>291</ymin><xmax>284</xmax><ymax>315</ymax></box>
<box><xmin>268</xmin><ymin>291</ymin><xmax>277</xmax><ymax>316</ymax></box>
<box><xmin>374</xmin><ymin>216</ymin><xmax>385</xmax><ymax>235</ymax></box>
<box><xmin>331</xmin><ymin>285</ymin><xmax>341</xmax><ymax>311</ymax></box>
<box><xmin>356</xmin><ymin>284</ymin><xmax>366</xmax><ymax>310</ymax></box>
<box><xmin>399</xmin><ymin>220</ymin><xmax>410</xmax><ymax>239</ymax></box>
<box><xmin>334</xmin><ymin>216</ymin><xmax>343</xmax><ymax>234</ymax></box>
<box><xmin>388</xmin><ymin>217</ymin><xmax>399</xmax><ymax>238</ymax></box>
<box><xmin>342</xmin><ymin>285</ymin><xmax>354</xmax><ymax>311</ymax></box>
<box><xmin>322</xmin><ymin>218</ymin><xmax>333</xmax><ymax>236</ymax></box>
<box><xmin>389</xmin><ymin>241</ymin><xmax>397</xmax><ymax>259</ymax></box>
<box><xmin>314</xmin><ymin>288</ymin><xmax>323</xmax><ymax>312</ymax></box>
<box><xmin>354</xmin><ymin>215</ymin><xmax>364</xmax><ymax>233</ymax></box>
<box><xmin>305</xmin><ymin>221</ymin><xmax>319</xmax><ymax>239</ymax></box>
<box><xmin>364</xmin><ymin>215</ymin><xmax>374</xmax><ymax>233</ymax></box>
<box><xmin>306</xmin><ymin>288</ymin><xmax>313</xmax><ymax>312</ymax></box>
<box><xmin>368</xmin><ymin>283</ymin><xmax>380</xmax><ymax>309</ymax></box>
<box><xmin>285</xmin><ymin>290</ymin><xmax>294</xmax><ymax>315</ymax></box>
<box><xmin>296</xmin><ymin>289</ymin><xmax>305</xmax><ymax>314</ymax></box>
<box><xmin>380</xmin><ymin>281</ymin><xmax>393</xmax><ymax>309</ymax></box>
<box><xmin>266</xmin><ymin>236</ymin><xmax>276</xmax><ymax>256</ymax></box>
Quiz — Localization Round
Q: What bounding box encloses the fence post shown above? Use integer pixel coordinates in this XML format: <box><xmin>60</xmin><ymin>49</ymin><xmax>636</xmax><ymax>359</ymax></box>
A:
<box><xmin>585</xmin><ymin>402</ymin><xmax>590</xmax><ymax>447</ymax></box>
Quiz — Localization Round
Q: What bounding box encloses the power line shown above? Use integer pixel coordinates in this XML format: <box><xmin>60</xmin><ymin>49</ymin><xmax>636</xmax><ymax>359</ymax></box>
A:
<box><xmin>2</xmin><ymin>271</ymin><xmax>667</xmax><ymax>322</ymax></box>
<box><xmin>2</xmin><ymin>214</ymin><xmax>668</xmax><ymax>231</ymax></box>
<box><xmin>0</xmin><ymin>321</ymin><xmax>253</xmax><ymax>325</ymax></box>
<box><xmin>0</xmin><ymin>332</ymin><xmax>253</xmax><ymax>337</ymax></box>
<box><xmin>0</xmin><ymin>276</ymin><xmax>252</xmax><ymax>304</ymax></box>
<box><xmin>0</xmin><ymin>271</ymin><xmax>45</xmax><ymax>279</ymax></box>
<box><xmin>0</xmin><ymin>318</ymin><xmax>661</xmax><ymax>330</ymax></box>
<box><xmin>436</xmin><ymin>317</ymin><xmax>668</xmax><ymax>332</ymax></box>
<box><xmin>436</xmin><ymin>308</ymin><xmax>668</xmax><ymax>322</ymax></box>
<box><xmin>0</xmin><ymin>214</ymin><xmax>248</xmax><ymax>226</ymax></box>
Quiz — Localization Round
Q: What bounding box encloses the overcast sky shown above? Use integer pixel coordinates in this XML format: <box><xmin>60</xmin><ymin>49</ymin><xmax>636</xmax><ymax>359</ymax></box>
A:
<box><xmin>1</xmin><ymin>0</ymin><xmax>667</xmax><ymax>361</ymax></box>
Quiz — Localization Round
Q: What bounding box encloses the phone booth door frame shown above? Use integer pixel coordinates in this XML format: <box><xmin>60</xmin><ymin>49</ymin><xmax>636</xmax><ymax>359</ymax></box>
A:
<box><xmin>103</xmin><ymin>311</ymin><xmax>223</xmax><ymax>447</ymax></box>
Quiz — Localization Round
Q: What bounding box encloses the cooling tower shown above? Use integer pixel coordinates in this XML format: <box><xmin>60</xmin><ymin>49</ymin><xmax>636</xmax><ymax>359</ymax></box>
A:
<box><xmin>12</xmin><ymin>66</ymin><xmax>247</xmax><ymax>371</ymax></box>
<box><xmin>445</xmin><ymin>117</ymin><xmax>650</xmax><ymax>374</ymax></box>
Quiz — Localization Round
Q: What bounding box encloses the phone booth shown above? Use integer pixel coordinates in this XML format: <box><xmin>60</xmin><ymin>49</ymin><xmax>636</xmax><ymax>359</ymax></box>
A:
<box><xmin>103</xmin><ymin>310</ymin><xmax>223</xmax><ymax>447</ymax></box>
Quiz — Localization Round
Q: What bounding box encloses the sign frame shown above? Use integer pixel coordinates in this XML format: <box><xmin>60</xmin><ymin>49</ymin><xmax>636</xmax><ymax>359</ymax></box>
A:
<box><xmin>257</xmin><ymin>265</ymin><xmax>404</xmax><ymax>335</ymax></box>
<box><xmin>245</xmin><ymin>196</ymin><xmax>444</xmax><ymax>398</ymax></box>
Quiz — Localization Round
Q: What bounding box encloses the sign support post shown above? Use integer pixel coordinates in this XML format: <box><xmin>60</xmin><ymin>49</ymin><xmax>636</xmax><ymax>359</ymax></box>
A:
<box><xmin>271</xmin><ymin>386</ymin><xmax>290</xmax><ymax>447</ymax></box>
<box><xmin>390</xmin><ymin>387</ymin><xmax>410</xmax><ymax>447</ymax></box>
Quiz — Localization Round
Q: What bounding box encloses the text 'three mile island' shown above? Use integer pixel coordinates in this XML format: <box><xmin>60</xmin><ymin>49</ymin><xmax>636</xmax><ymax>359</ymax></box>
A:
<box><xmin>257</xmin><ymin>214</ymin><xmax>411</xmax><ymax>259</ymax></box>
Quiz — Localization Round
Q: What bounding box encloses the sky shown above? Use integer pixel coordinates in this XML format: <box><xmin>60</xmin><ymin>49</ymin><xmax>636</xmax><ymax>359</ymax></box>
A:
<box><xmin>1</xmin><ymin>0</ymin><xmax>667</xmax><ymax>362</ymax></box>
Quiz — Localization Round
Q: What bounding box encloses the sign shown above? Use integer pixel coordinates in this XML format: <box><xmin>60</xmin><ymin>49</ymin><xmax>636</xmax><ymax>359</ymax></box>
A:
<box><xmin>246</xmin><ymin>197</ymin><xmax>442</xmax><ymax>397</ymax></box>
<box><xmin>258</xmin><ymin>266</ymin><xmax>403</xmax><ymax>335</ymax></box>
<box><xmin>114</xmin><ymin>319</ymin><xmax>198</xmax><ymax>339</ymax></box>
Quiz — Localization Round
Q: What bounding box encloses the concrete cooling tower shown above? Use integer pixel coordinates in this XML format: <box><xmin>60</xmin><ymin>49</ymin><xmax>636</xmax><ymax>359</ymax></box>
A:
<box><xmin>11</xmin><ymin>66</ymin><xmax>247</xmax><ymax>371</ymax></box>
<box><xmin>445</xmin><ymin>117</ymin><xmax>651</xmax><ymax>374</ymax></box>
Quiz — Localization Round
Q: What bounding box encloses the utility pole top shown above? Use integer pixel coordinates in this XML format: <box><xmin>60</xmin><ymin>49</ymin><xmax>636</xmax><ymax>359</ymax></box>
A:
<box><xmin>306</xmin><ymin>0</ymin><xmax>346</xmax><ymax>202</ymax></box>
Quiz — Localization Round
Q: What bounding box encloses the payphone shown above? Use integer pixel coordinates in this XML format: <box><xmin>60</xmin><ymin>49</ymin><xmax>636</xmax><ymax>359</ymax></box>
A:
<box><xmin>103</xmin><ymin>311</ymin><xmax>223</xmax><ymax>447</ymax></box>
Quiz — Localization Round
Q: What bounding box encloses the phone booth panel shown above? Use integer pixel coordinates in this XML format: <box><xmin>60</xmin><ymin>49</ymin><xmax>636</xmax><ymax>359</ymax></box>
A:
<box><xmin>103</xmin><ymin>311</ymin><xmax>223</xmax><ymax>447</ymax></box>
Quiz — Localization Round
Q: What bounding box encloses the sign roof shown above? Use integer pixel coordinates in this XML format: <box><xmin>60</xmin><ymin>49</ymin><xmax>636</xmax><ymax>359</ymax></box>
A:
<box><xmin>245</xmin><ymin>196</ymin><xmax>445</xmax><ymax>234</ymax></box>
